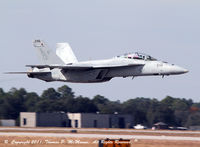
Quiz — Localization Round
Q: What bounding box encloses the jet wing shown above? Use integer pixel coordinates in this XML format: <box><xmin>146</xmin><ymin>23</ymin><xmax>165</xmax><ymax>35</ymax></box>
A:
<box><xmin>26</xmin><ymin>65</ymin><xmax>93</xmax><ymax>70</ymax></box>
<box><xmin>5</xmin><ymin>72</ymin><xmax>51</xmax><ymax>75</ymax></box>
<box><xmin>26</xmin><ymin>63</ymin><xmax>144</xmax><ymax>70</ymax></box>
<box><xmin>4</xmin><ymin>72</ymin><xmax>29</xmax><ymax>74</ymax></box>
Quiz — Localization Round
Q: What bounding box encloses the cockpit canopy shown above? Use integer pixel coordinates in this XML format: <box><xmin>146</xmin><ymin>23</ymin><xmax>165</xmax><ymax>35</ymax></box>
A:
<box><xmin>117</xmin><ymin>52</ymin><xmax>157</xmax><ymax>61</ymax></box>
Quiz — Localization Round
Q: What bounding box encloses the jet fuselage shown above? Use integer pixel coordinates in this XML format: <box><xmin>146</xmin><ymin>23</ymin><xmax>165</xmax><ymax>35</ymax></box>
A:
<box><xmin>9</xmin><ymin>40</ymin><xmax>188</xmax><ymax>83</ymax></box>
<box><xmin>29</xmin><ymin>57</ymin><xmax>188</xmax><ymax>83</ymax></box>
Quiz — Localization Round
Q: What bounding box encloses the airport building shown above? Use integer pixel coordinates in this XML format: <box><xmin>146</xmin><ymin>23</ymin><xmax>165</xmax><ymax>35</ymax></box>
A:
<box><xmin>67</xmin><ymin>113</ymin><xmax>133</xmax><ymax>128</ymax></box>
<box><xmin>20</xmin><ymin>112</ymin><xmax>68</xmax><ymax>127</ymax></box>
<box><xmin>0</xmin><ymin>119</ymin><xmax>15</xmax><ymax>127</ymax></box>
<box><xmin>20</xmin><ymin>112</ymin><xmax>133</xmax><ymax>128</ymax></box>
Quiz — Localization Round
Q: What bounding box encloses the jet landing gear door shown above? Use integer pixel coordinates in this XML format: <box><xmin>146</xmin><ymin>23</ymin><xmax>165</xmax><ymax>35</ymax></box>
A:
<box><xmin>96</xmin><ymin>69</ymin><xmax>109</xmax><ymax>80</ymax></box>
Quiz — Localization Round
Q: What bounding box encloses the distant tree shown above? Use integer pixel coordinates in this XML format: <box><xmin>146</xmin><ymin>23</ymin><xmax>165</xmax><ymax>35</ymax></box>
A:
<box><xmin>24</xmin><ymin>92</ymin><xmax>39</xmax><ymax>112</ymax></box>
<box><xmin>97</xmin><ymin>101</ymin><xmax>122</xmax><ymax>114</ymax></box>
<box><xmin>35</xmin><ymin>99</ymin><xmax>65</xmax><ymax>112</ymax></box>
<box><xmin>172</xmin><ymin>99</ymin><xmax>189</xmax><ymax>111</ymax></box>
<box><xmin>41</xmin><ymin>88</ymin><xmax>60</xmax><ymax>99</ymax></box>
<box><xmin>185</xmin><ymin>112</ymin><xmax>200</xmax><ymax>127</ymax></box>
<box><xmin>35</xmin><ymin>99</ymin><xmax>50</xmax><ymax>112</ymax></box>
<box><xmin>57</xmin><ymin>85</ymin><xmax>74</xmax><ymax>98</ymax></box>
<box><xmin>93</xmin><ymin>95</ymin><xmax>109</xmax><ymax>105</ymax></box>
<box><xmin>122</xmin><ymin>98</ymin><xmax>152</xmax><ymax>125</ymax></box>
<box><xmin>174</xmin><ymin>110</ymin><xmax>189</xmax><ymax>126</ymax></box>
<box><xmin>192</xmin><ymin>103</ymin><xmax>200</xmax><ymax>109</ymax></box>
<box><xmin>0</xmin><ymin>88</ymin><xmax>27</xmax><ymax>119</ymax></box>
<box><xmin>9</xmin><ymin>88</ymin><xmax>27</xmax><ymax>98</ymax></box>
<box><xmin>154</xmin><ymin>103</ymin><xmax>175</xmax><ymax>125</ymax></box>
<box><xmin>72</xmin><ymin>96</ymin><xmax>98</xmax><ymax>113</ymax></box>
<box><xmin>0</xmin><ymin>88</ymin><xmax>5</xmax><ymax>97</ymax></box>
<box><xmin>63</xmin><ymin>97</ymin><xmax>76</xmax><ymax>112</ymax></box>
<box><xmin>146</xmin><ymin>99</ymin><xmax>160</xmax><ymax>126</ymax></box>
<box><xmin>0</xmin><ymin>86</ymin><xmax>198</xmax><ymax>128</ymax></box>
<box><xmin>161</xmin><ymin>96</ymin><xmax>175</xmax><ymax>109</ymax></box>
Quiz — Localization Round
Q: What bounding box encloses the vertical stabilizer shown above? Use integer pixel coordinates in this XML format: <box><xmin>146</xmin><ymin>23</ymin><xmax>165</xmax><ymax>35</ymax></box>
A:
<box><xmin>56</xmin><ymin>43</ymin><xmax>78</xmax><ymax>64</ymax></box>
<box><xmin>33</xmin><ymin>40</ymin><xmax>64</xmax><ymax>65</ymax></box>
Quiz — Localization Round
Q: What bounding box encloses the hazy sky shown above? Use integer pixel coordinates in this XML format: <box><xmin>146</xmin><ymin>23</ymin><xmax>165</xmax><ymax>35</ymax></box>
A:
<box><xmin>0</xmin><ymin>0</ymin><xmax>199</xmax><ymax>102</ymax></box>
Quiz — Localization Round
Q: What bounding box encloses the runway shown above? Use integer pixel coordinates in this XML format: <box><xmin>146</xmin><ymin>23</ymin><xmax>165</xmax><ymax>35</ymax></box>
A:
<box><xmin>1</xmin><ymin>127</ymin><xmax>200</xmax><ymax>134</ymax></box>
<box><xmin>1</xmin><ymin>127</ymin><xmax>200</xmax><ymax>141</ymax></box>
<box><xmin>1</xmin><ymin>132</ymin><xmax>200</xmax><ymax>141</ymax></box>
<box><xmin>0</xmin><ymin>127</ymin><xmax>200</xmax><ymax>134</ymax></box>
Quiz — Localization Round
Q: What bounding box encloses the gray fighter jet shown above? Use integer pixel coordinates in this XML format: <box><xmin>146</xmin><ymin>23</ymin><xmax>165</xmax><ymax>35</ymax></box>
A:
<box><xmin>7</xmin><ymin>40</ymin><xmax>188</xmax><ymax>83</ymax></box>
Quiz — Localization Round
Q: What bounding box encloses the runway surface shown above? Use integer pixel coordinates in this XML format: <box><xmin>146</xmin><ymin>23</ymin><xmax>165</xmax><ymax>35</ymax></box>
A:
<box><xmin>1</xmin><ymin>127</ymin><xmax>200</xmax><ymax>134</ymax></box>
<box><xmin>1</xmin><ymin>132</ymin><xmax>200</xmax><ymax>141</ymax></box>
<box><xmin>1</xmin><ymin>127</ymin><xmax>200</xmax><ymax>141</ymax></box>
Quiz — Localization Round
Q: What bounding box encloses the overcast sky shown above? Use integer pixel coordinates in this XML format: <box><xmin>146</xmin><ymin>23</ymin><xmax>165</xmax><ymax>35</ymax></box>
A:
<box><xmin>0</xmin><ymin>0</ymin><xmax>199</xmax><ymax>102</ymax></box>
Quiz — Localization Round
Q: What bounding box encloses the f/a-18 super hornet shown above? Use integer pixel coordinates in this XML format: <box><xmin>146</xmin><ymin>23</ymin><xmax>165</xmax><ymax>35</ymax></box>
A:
<box><xmin>7</xmin><ymin>40</ymin><xmax>188</xmax><ymax>83</ymax></box>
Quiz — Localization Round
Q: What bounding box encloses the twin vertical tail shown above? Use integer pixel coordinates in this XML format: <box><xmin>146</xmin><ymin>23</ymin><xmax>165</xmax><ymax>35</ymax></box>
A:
<box><xmin>33</xmin><ymin>40</ymin><xmax>78</xmax><ymax>65</ymax></box>
<box><xmin>56</xmin><ymin>43</ymin><xmax>78</xmax><ymax>64</ymax></box>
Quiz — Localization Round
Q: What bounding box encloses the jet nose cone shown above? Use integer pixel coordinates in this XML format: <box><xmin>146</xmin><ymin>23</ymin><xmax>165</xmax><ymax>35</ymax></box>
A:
<box><xmin>183</xmin><ymin>68</ymin><xmax>189</xmax><ymax>73</ymax></box>
<box><xmin>174</xmin><ymin>66</ymin><xmax>189</xmax><ymax>74</ymax></box>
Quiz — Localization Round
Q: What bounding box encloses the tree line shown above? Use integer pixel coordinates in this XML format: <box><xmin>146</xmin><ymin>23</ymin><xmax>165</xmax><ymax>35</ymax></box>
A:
<box><xmin>0</xmin><ymin>85</ymin><xmax>200</xmax><ymax>127</ymax></box>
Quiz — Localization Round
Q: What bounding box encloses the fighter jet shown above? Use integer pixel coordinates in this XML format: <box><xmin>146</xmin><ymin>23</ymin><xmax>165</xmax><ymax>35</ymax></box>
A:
<box><xmin>7</xmin><ymin>40</ymin><xmax>188</xmax><ymax>83</ymax></box>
